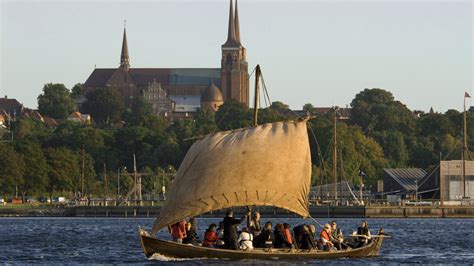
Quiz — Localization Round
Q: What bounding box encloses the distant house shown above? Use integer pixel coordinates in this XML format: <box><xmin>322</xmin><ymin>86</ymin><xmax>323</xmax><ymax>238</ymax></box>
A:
<box><xmin>376</xmin><ymin>168</ymin><xmax>428</xmax><ymax>200</ymax></box>
<box><xmin>0</xmin><ymin>113</ymin><xmax>5</xmax><ymax>128</ymax></box>
<box><xmin>43</xmin><ymin>117</ymin><xmax>59</xmax><ymax>127</ymax></box>
<box><xmin>311</xmin><ymin>107</ymin><xmax>351</xmax><ymax>120</ymax></box>
<box><xmin>21</xmin><ymin>109</ymin><xmax>59</xmax><ymax>128</ymax></box>
<box><xmin>0</xmin><ymin>96</ymin><xmax>23</xmax><ymax>120</ymax></box>
<box><xmin>68</xmin><ymin>111</ymin><xmax>91</xmax><ymax>125</ymax></box>
<box><xmin>22</xmin><ymin>109</ymin><xmax>44</xmax><ymax>121</ymax></box>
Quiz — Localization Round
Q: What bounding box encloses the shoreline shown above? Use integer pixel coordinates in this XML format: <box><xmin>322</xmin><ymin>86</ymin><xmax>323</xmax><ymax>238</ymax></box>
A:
<box><xmin>1</xmin><ymin>205</ymin><xmax>474</xmax><ymax>218</ymax></box>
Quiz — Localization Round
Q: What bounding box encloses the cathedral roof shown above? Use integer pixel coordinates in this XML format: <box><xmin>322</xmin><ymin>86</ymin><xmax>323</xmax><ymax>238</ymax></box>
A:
<box><xmin>201</xmin><ymin>81</ymin><xmax>224</xmax><ymax>103</ymax></box>
<box><xmin>84</xmin><ymin>68</ymin><xmax>221</xmax><ymax>88</ymax></box>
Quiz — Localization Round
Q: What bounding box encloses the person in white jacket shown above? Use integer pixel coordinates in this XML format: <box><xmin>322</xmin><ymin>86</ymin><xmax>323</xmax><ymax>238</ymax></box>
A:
<box><xmin>237</xmin><ymin>227</ymin><xmax>254</xmax><ymax>250</ymax></box>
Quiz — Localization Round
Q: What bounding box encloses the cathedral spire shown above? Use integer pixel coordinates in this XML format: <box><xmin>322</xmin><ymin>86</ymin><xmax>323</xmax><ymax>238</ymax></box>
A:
<box><xmin>234</xmin><ymin>0</ymin><xmax>241</xmax><ymax>44</ymax></box>
<box><xmin>223</xmin><ymin>0</ymin><xmax>238</xmax><ymax>47</ymax></box>
<box><xmin>120</xmin><ymin>21</ymin><xmax>130</xmax><ymax>70</ymax></box>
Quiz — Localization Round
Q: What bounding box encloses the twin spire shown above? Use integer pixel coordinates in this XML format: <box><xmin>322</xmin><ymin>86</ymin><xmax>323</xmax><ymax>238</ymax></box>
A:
<box><xmin>223</xmin><ymin>0</ymin><xmax>242</xmax><ymax>47</ymax></box>
<box><xmin>120</xmin><ymin>0</ymin><xmax>241</xmax><ymax>68</ymax></box>
<box><xmin>120</xmin><ymin>21</ymin><xmax>130</xmax><ymax>70</ymax></box>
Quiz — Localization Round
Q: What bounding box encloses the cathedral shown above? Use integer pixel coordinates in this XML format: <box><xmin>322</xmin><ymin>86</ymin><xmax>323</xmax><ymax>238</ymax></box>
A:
<box><xmin>83</xmin><ymin>0</ymin><xmax>249</xmax><ymax>120</ymax></box>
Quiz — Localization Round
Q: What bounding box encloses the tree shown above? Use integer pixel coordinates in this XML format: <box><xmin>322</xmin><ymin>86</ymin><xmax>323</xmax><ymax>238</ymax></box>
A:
<box><xmin>124</xmin><ymin>96</ymin><xmax>153</xmax><ymax>127</ymax></box>
<box><xmin>82</xmin><ymin>88</ymin><xmax>125</xmax><ymax>126</ymax></box>
<box><xmin>45</xmin><ymin>147</ymin><xmax>80</xmax><ymax>201</ymax></box>
<box><xmin>303</xmin><ymin>103</ymin><xmax>315</xmax><ymax>115</ymax></box>
<box><xmin>194</xmin><ymin>107</ymin><xmax>218</xmax><ymax>136</ymax></box>
<box><xmin>0</xmin><ymin>143</ymin><xmax>25</xmax><ymax>196</ymax></box>
<box><xmin>270</xmin><ymin>101</ymin><xmax>290</xmax><ymax>113</ymax></box>
<box><xmin>215</xmin><ymin>99</ymin><xmax>252</xmax><ymax>131</ymax></box>
<box><xmin>37</xmin><ymin>83</ymin><xmax>75</xmax><ymax>119</ymax></box>
<box><xmin>71</xmin><ymin>83</ymin><xmax>84</xmax><ymax>100</ymax></box>
<box><xmin>372</xmin><ymin>131</ymin><xmax>409</xmax><ymax>167</ymax></box>
<box><xmin>308</xmin><ymin>113</ymin><xmax>387</xmax><ymax>186</ymax></box>
<box><xmin>417</xmin><ymin>113</ymin><xmax>454</xmax><ymax>137</ymax></box>
<box><xmin>350</xmin><ymin>88</ymin><xmax>415</xmax><ymax>134</ymax></box>
<box><xmin>12</xmin><ymin>118</ymin><xmax>51</xmax><ymax>142</ymax></box>
<box><xmin>15</xmin><ymin>141</ymin><xmax>48</xmax><ymax>200</ymax></box>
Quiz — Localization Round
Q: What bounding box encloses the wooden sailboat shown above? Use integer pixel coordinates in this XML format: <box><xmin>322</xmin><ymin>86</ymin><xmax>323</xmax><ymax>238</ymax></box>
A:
<box><xmin>138</xmin><ymin>65</ymin><xmax>387</xmax><ymax>260</ymax></box>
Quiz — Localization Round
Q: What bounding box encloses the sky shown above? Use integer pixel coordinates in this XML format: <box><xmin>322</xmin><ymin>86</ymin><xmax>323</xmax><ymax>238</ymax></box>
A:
<box><xmin>1</xmin><ymin>0</ymin><xmax>473</xmax><ymax>112</ymax></box>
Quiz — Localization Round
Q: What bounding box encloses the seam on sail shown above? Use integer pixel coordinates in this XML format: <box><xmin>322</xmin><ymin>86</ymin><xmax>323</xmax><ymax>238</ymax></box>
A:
<box><xmin>222</xmin><ymin>193</ymin><xmax>230</xmax><ymax>203</ymax></box>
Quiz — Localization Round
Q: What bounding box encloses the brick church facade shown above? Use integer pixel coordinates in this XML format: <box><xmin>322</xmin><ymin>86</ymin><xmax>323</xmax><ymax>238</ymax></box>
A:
<box><xmin>83</xmin><ymin>0</ymin><xmax>249</xmax><ymax>120</ymax></box>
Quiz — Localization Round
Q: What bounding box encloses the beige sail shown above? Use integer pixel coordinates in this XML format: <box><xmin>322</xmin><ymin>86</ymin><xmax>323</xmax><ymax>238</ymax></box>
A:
<box><xmin>151</xmin><ymin>119</ymin><xmax>311</xmax><ymax>234</ymax></box>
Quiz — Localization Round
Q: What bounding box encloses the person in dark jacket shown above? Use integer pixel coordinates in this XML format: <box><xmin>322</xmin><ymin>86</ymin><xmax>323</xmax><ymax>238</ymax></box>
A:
<box><xmin>293</xmin><ymin>224</ymin><xmax>306</xmax><ymax>248</ymax></box>
<box><xmin>354</xmin><ymin>220</ymin><xmax>371</xmax><ymax>248</ymax></box>
<box><xmin>222</xmin><ymin>210</ymin><xmax>248</xmax><ymax>250</ymax></box>
<box><xmin>300</xmin><ymin>225</ymin><xmax>317</xmax><ymax>250</ymax></box>
<box><xmin>258</xmin><ymin>222</ymin><xmax>275</xmax><ymax>248</ymax></box>
<box><xmin>274</xmin><ymin>223</ymin><xmax>292</xmax><ymax>248</ymax></box>
<box><xmin>182</xmin><ymin>221</ymin><xmax>199</xmax><ymax>245</ymax></box>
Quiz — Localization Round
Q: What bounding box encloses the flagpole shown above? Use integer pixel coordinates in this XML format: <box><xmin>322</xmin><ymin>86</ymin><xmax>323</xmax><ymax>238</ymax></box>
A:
<box><xmin>462</xmin><ymin>93</ymin><xmax>468</xmax><ymax>198</ymax></box>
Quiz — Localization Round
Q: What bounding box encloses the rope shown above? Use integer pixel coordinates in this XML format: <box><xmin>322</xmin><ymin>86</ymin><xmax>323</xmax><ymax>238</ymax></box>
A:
<box><xmin>308</xmin><ymin>215</ymin><xmax>324</xmax><ymax>228</ymax></box>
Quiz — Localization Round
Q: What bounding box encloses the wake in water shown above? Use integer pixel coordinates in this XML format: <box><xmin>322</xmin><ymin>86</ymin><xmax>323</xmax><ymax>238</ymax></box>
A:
<box><xmin>148</xmin><ymin>253</ymin><xmax>216</xmax><ymax>262</ymax></box>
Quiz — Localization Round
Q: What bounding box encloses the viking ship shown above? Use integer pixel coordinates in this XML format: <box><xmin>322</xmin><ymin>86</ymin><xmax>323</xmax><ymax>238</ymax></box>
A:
<box><xmin>138</xmin><ymin>65</ymin><xmax>387</xmax><ymax>260</ymax></box>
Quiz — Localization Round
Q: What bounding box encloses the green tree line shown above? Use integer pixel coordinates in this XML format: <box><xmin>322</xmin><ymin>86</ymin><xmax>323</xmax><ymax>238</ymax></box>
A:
<box><xmin>0</xmin><ymin>84</ymin><xmax>472</xmax><ymax>200</ymax></box>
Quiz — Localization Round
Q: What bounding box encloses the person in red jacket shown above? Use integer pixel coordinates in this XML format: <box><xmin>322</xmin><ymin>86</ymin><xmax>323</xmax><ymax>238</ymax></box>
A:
<box><xmin>319</xmin><ymin>223</ymin><xmax>335</xmax><ymax>251</ymax></box>
<box><xmin>203</xmin><ymin>223</ymin><xmax>219</xmax><ymax>248</ymax></box>
<box><xmin>168</xmin><ymin>220</ymin><xmax>187</xmax><ymax>244</ymax></box>
<box><xmin>282</xmin><ymin>223</ymin><xmax>294</xmax><ymax>248</ymax></box>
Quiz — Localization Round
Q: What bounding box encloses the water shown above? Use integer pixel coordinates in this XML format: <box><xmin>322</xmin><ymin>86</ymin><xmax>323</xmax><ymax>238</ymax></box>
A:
<box><xmin>0</xmin><ymin>217</ymin><xmax>473</xmax><ymax>264</ymax></box>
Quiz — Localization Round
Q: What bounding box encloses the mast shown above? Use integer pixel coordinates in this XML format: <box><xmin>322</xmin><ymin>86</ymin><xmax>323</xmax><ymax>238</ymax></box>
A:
<box><xmin>81</xmin><ymin>146</ymin><xmax>85</xmax><ymax>197</ymax></box>
<box><xmin>462</xmin><ymin>93</ymin><xmax>468</xmax><ymax>198</ymax></box>
<box><xmin>253</xmin><ymin>65</ymin><xmax>261</xmax><ymax>127</ymax></box>
<box><xmin>333</xmin><ymin>107</ymin><xmax>338</xmax><ymax>205</ymax></box>
<box><xmin>133</xmin><ymin>153</ymin><xmax>137</xmax><ymax>203</ymax></box>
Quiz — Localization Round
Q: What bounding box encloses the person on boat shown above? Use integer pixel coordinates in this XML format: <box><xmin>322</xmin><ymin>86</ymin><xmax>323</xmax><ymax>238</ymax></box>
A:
<box><xmin>319</xmin><ymin>223</ymin><xmax>335</xmax><ymax>251</ymax></box>
<box><xmin>168</xmin><ymin>220</ymin><xmax>187</xmax><ymax>244</ymax></box>
<box><xmin>300</xmin><ymin>225</ymin><xmax>317</xmax><ymax>250</ymax></box>
<box><xmin>222</xmin><ymin>210</ymin><xmax>248</xmax><ymax>250</ymax></box>
<box><xmin>203</xmin><ymin>223</ymin><xmax>219</xmax><ymax>248</ymax></box>
<box><xmin>183</xmin><ymin>221</ymin><xmax>199</xmax><ymax>245</ymax></box>
<box><xmin>282</xmin><ymin>223</ymin><xmax>294</xmax><ymax>248</ymax></box>
<box><xmin>237</xmin><ymin>227</ymin><xmax>254</xmax><ymax>251</ymax></box>
<box><xmin>354</xmin><ymin>220</ymin><xmax>371</xmax><ymax>248</ymax></box>
<box><xmin>273</xmin><ymin>223</ymin><xmax>284</xmax><ymax>248</ymax></box>
<box><xmin>292</xmin><ymin>224</ymin><xmax>306</xmax><ymax>248</ymax></box>
<box><xmin>274</xmin><ymin>223</ymin><xmax>292</xmax><ymax>248</ymax></box>
<box><xmin>257</xmin><ymin>221</ymin><xmax>275</xmax><ymax>248</ymax></box>
<box><xmin>247</xmin><ymin>211</ymin><xmax>262</xmax><ymax>238</ymax></box>
<box><xmin>216</xmin><ymin>221</ymin><xmax>225</xmax><ymax>247</ymax></box>
<box><xmin>330</xmin><ymin>221</ymin><xmax>346</xmax><ymax>250</ymax></box>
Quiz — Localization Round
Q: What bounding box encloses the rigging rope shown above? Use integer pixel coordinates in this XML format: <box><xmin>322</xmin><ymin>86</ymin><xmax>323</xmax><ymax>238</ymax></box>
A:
<box><xmin>308</xmin><ymin>215</ymin><xmax>324</xmax><ymax>228</ymax></box>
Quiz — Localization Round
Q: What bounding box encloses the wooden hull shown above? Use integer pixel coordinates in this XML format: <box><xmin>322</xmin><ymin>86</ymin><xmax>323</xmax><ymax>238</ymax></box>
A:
<box><xmin>138</xmin><ymin>228</ymin><xmax>385</xmax><ymax>260</ymax></box>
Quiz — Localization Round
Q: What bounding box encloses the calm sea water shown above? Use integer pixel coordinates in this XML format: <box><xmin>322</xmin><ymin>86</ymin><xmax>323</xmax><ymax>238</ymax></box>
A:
<box><xmin>0</xmin><ymin>217</ymin><xmax>473</xmax><ymax>264</ymax></box>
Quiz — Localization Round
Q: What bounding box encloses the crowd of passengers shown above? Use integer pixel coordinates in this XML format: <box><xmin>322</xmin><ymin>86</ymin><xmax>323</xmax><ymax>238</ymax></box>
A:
<box><xmin>168</xmin><ymin>210</ymin><xmax>372</xmax><ymax>251</ymax></box>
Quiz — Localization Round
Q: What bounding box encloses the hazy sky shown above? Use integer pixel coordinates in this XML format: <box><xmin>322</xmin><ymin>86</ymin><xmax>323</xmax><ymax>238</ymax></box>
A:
<box><xmin>1</xmin><ymin>0</ymin><xmax>472</xmax><ymax>112</ymax></box>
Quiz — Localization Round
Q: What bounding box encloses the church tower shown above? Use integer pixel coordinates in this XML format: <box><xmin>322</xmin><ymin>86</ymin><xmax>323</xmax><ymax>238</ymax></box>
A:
<box><xmin>221</xmin><ymin>0</ymin><xmax>249</xmax><ymax>106</ymax></box>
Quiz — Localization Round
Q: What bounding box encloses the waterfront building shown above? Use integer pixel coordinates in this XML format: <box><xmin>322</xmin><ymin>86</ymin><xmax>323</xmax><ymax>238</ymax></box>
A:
<box><xmin>439</xmin><ymin>160</ymin><xmax>474</xmax><ymax>203</ymax></box>
<box><xmin>376</xmin><ymin>168</ymin><xmax>428</xmax><ymax>201</ymax></box>
<box><xmin>83</xmin><ymin>0</ymin><xmax>249</xmax><ymax>121</ymax></box>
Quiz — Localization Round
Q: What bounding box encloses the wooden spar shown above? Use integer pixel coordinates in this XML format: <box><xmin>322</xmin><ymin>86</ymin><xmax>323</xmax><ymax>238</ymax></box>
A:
<box><xmin>462</xmin><ymin>95</ymin><xmax>467</xmax><ymax>198</ymax></box>
<box><xmin>333</xmin><ymin>107</ymin><xmax>337</xmax><ymax>204</ymax></box>
<box><xmin>253</xmin><ymin>65</ymin><xmax>261</xmax><ymax>127</ymax></box>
